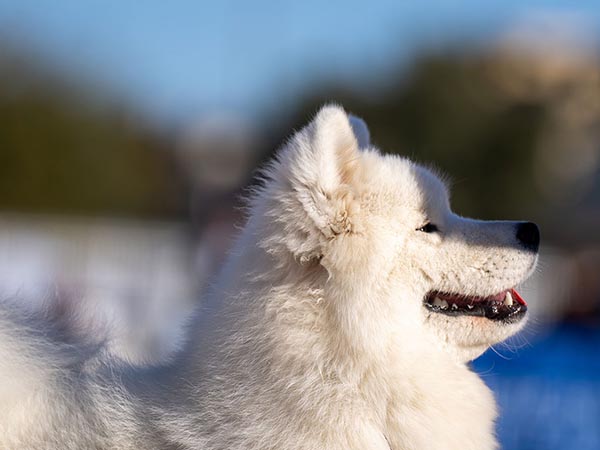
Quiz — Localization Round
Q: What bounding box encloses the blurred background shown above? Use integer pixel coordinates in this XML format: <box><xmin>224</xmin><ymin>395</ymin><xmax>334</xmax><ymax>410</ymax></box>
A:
<box><xmin>0</xmin><ymin>1</ymin><xmax>599</xmax><ymax>447</ymax></box>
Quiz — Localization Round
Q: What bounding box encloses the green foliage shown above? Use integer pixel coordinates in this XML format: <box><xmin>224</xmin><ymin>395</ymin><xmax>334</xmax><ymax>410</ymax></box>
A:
<box><xmin>0</xmin><ymin>45</ymin><xmax>186</xmax><ymax>218</ymax></box>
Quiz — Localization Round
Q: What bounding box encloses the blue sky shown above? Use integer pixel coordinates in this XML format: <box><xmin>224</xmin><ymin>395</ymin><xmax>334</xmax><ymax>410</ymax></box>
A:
<box><xmin>1</xmin><ymin>1</ymin><xmax>599</xmax><ymax>125</ymax></box>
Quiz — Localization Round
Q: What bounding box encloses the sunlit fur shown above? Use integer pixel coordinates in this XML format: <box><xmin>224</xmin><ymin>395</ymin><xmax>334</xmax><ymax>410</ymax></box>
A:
<box><xmin>0</xmin><ymin>105</ymin><xmax>537</xmax><ymax>449</ymax></box>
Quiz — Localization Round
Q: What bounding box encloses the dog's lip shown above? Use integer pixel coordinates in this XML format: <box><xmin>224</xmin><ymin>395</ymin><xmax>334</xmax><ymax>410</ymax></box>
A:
<box><xmin>427</xmin><ymin>288</ymin><xmax>527</xmax><ymax>307</ymax></box>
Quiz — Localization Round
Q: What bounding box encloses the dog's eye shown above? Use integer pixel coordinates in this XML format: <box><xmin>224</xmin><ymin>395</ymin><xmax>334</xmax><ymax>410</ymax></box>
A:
<box><xmin>417</xmin><ymin>223</ymin><xmax>439</xmax><ymax>233</ymax></box>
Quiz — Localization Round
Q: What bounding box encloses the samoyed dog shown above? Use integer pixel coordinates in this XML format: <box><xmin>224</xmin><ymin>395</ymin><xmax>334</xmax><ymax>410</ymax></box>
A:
<box><xmin>0</xmin><ymin>105</ymin><xmax>539</xmax><ymax>449</ymax></box>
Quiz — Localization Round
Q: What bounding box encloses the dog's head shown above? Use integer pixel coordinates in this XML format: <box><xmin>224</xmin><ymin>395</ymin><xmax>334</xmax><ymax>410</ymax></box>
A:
<box><xmin>262</xmin><ymin>105</ymin><xmax>538</xmax><ymax>362</ymax></box>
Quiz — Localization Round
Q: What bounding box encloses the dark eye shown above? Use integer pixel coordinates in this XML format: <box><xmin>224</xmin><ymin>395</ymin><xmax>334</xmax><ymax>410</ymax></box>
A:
<box><xmin>417</xmin><ymin>222</ymin><xmax>439</xmax><ymax>233</ymax></box>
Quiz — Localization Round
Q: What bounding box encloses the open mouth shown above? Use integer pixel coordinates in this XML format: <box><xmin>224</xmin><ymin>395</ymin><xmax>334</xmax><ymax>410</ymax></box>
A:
<box><xmin>424</xmin><ymin>288</ymin><xmax>527</xmax><ymax>323</ymax></box>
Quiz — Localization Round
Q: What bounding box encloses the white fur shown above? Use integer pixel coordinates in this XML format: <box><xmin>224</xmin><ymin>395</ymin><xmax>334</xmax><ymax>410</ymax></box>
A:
<box><xmin>0</xmin><ymin>105</ymin><xmax>538</xmax><ymax>449</ymax></box>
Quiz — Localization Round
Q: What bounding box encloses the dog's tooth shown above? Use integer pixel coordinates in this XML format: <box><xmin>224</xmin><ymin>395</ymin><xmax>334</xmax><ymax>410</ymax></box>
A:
<box><xmin>451</xmin><ymin>303</ymin><xmax>458</xmax><ymax>310</ymax></box>
<box><xmin>503</xmin><ymin>291</ymin><xmax>513</xmax><ymax>306</ymax></box>
<box><xmin>433</xmin><ymin>297</ymin><xmax>444</xmax><ymax>308</ymax></box>
<box><xmin>440</xmin><ymin>299</ymin><xmax>449</xmax><ymax>310</ymax></box>
<box><xmin>467</xmin><ymin>304</ymin><xmax>474</xmax><ymax>309</ymax></box>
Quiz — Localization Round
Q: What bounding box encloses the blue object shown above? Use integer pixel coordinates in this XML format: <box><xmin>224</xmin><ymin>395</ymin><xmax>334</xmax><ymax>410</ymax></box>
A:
<box><xmin>473</xmin><ymin>323</ymin><xmax>600</xmax><ymax>450</ymax></box>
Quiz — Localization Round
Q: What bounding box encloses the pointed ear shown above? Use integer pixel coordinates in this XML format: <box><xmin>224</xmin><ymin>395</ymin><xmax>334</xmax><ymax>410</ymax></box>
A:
<box><xmin>286</xmin><ymin>104</ymin><xmax>360</xmax><ymax>192</ymax></box>
<box><xmin>276</xmin><ymin>105</ymin><xmax>363</xmax><ymax>238</ymax></box>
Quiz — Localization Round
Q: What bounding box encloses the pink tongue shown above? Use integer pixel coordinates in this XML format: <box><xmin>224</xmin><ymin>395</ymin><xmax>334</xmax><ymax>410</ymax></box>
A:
<box><xmin>510</xmin><ymin>289</ymin><xmax>527</xmax><ymax>306</ymax></box>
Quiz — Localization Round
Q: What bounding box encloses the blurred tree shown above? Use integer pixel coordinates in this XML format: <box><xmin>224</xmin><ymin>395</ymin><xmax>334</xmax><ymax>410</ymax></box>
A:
<box><xmin>0</xmin><ymin>43</ymin><xmax>187</xmax><ymax>218</ymax></box>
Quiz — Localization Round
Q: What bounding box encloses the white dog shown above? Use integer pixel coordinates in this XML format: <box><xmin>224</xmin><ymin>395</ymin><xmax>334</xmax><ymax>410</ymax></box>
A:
<box><xmin>0</xmin><ymin>105</ymin><xmax>539</xmax><ymax>449</ymax></box>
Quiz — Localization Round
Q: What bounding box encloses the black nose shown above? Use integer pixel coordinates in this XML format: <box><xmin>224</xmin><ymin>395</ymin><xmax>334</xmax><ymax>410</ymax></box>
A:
<box><xmin>516</xmin><ymin>222</ymin><xmax>540</xmax><ymax>252</ymax></box>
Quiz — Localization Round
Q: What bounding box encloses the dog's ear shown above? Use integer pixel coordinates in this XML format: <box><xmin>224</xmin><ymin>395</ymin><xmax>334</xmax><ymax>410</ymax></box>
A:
<box><xmin>276</xmin><ymin>105</ymin><xmax>364</xmax><ymax>239</ymax></box>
